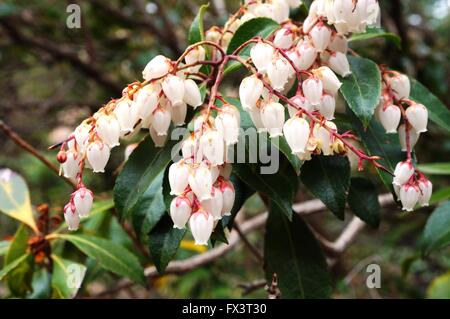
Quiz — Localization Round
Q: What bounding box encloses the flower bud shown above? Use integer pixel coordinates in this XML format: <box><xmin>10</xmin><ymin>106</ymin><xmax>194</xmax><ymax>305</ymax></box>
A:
<box><xmin>171</xmin><ymin>102</ymin><xmax>187</xmax><ymax>126</ymax></box>
<box><xmin>74</xmin><ymin>123</ymin><xmax>91</xmax><ymax>152</ymax></box>
<box><xmin>296</xmin><ymin>40</ymin><xmax>318</xmax><ymax>70</ymax></box>
<box><xmin>170</xmin><ymin>196</ymin><xmax>192</xmax><ymax>229</ymax></box>
<box><xmin>185</xmin><ymin>46</ymin><xmax>206</xmax><ymax>71</ymax></box>
<box><xmin>169</xmin><ymin>160</ymin><xmax>190</xmax><ymax>196</ymax></box>
<box><xmin>302</xmin><ymin>77</ymin><xmax>323</xmax><ymax>106</ymax></box>
<box><xmin>310</xmin><ymin>23</ymin><xmax>332</xmax><ymax>52</ymax></box>
<box><xmin>250</xmin><ymin>42</ymin><xmax>275</xmax><ymax>74</ymax></box>
<box><xmin>319</xmin><ymin>94</ymin><xmax>336</xmax><ymax>120</ymax></box>
<box><xmin>96</xmin><ymin>114</ymin><xmax>121</xmax><ymax>148</ymax></box>
<box><xmin>142</xmin><ymin>55</ymin><xmax>171</xmax><ymax>81</ymax></box>
<box><xmin>400</xmin><ymin>184</ymin><xmax>420</xmax><ymax>212</ymax></box>
<box><xmin>64</xmin><ymin>203</ymin><xmax>80</xmax><ymax>231</ymax></box>
<box><xmin>189</xmin><ymin>210</ymin><xmax>214</xmax><ymax>246</ymax></box>
<box><xmin>220</xmin><ymin>179</ymin><xmax>235</xmax><ymax>216</ymax></box>
<box><xmin>283</xmin><ymin>117</ymin><xmax>310</xmax><ymax>154</ymax></box>
<box><xmin>215</xmin><ymin>105</ymin><xmax>240</xmax><ymax>146</ymax></box>
<box><xmin>261</xmin><ymin>102</ymin><xmax>285</xmax><ymax>138</ymax></box>
<box><xmin>183</xmin><ymin>79</ymin><xmax>203</xmax><ymax>108</ymax></box>
<box><xmin>188</xmin><ymin>164</ymin><xmax>213</xmax><ymax>201</ymax></box>
<box><xmin>312</xmin><ymin>66</ymin><xmax>342</xmax><ymax>95</ymax></box>
<box><xmin>239</xmin><ymin>75</ymin><xmax>264</xmax><ymax>111</ymax></box>
<box><xmin>57</xmin><ymin>151</ymin><xmax>67</xmax><ymax>164</ymax></box>
<box><xmin>418</xmin><ymin>178</ymin><xmax>433</xmax><ymax>207</ymax></box>
<box><xmin>200</xmin><ymin>129</ymin><xmax>225</xmax><ymax>166</ymax></box>
<box><xmin>378</xmin><ymin>105</ymin><xmax>401</xmax><ymax>134</ymax></box>
<box><xmin>393</xmin><ymin>161</ymin><xmax>414</xmax><ymax>186</ymax></box>
<box><xmin>406</xmin><ymin>103</ymin><xmax>428</xmax><ymax>133</ymax></box>
<box><xmin>267</xmin><ymin>57</ymin><xmax>290</xmax><ymax>91</ymax></box>
<box><xmin>152</xmin><ymin>107</ymin><xmax>172</xmax><ymax>136</ymax></box>
<box><xmin>205</xmin><ymin>27</ymin><xmax>222</xmax><ymax>43</ymax></box>
<box><xmin>162</xmin><ymin>75</ymin><xmax>185</xmax><ymax>108</ymax></box>
<box><xmin>274</xmin><ymin>28</ymin><xmax>294</xmax><ymax>49</ymax></box>
<box><xmin>388</xmin><ymin>74</ymin><xmax>410</xmax><ymax>100</ymax></box>
<box><xmin>114</xmin><ymin>99</ymin><xmax>138</xmax><ymax>134</ymax></box>
<box><xmin>398</xmin><ymin>124</ymin><xmax>420</xmax><ymax>152</ymax></box>
<box><xmin>149</xmin><ymin>127</ymin><xmax>168</xmax><ymax>147</ymax></box>
<box><xmin>61</xmin><ymin>150</ymin><xmax>80</xmax><ymax>179</ymax></box>
<box><xmin>201</xmin><ymin>187</ymin><xmax>223</xmax><ymax>220</ymax></box>
<box><xmin>86</xmin><ymin>141</ymin><xmax>110</xmax><ymax>173</ymax></box>
<box><xmin>328</xmin><ymin>52</ymin><xmax>351</xmax><ymax>77</ymax></box>
<box><xmin>72</xmin><ymin>187</ymin><xmax>93</xmax><ymax>217</ymax></box>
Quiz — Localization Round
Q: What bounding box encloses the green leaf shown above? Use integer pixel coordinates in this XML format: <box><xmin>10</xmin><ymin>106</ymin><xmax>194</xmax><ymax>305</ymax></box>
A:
<box><xmin>264</xmin><ymin>207</ymin><xmax>331</xmax><ymax>298</ymax></box>
<box><xmin>348</xmin><ymin>177</ymin><xmax>380</xmax><ymax>228</ymax></box>
<box><xmin>148</xmin><ymin>214</ymin><xmax>186</xmax><ymax>273</ymax></box>
<box><xmin>427</xmin><ymin>272</ymin><xmax>450</xmax><ymax>299</ymax></box>
<box><xmin>51</xmin><ymin>255</ymin><xmax>87</xmax><ymax>299</ymax></box>
<box><xmin>340</xmin><ymin>56</ymin><xmax>382</xmax><ymax>128</ymax></box>
<box><xmin>0</xmin><ymin>169</ymin><xmax>38</xmax><ymax>232</ymax></box>
<box><xmin>4</xmin><ymin>224</ymin><xmax>28</xmax><ymax>265</ymax></box>
<box><xmin>55</xmin><ymin>234</ymin><xmax>145</xmax><ymax>285</ymax></box>
<box><xmin>301</xmin><ymin>155</ymin><xmax>350</xmax><ymax>220</ymax></box>
<box><xmin>0</xmin><ymin>253</ymin><xmax>30</xmax><ymax>281</ymax></box>
<box><xmin>188</xmin><ymin>3</ymin><xmax>209</xmax><ymax>45</ymax></box>
<box><xmin>421</xmin><ymin>201</ymin><xmax>450</xmax><ymax>254</ymax></box>
<box><xmin>233</xmin><ymin>163</ymin><xmax>295</xmax><ymax>220</ymax></box>
<box><xmin>417</xmin><ymin>163</ymin><xmax>450</xmax><ymax>175</ymax></box>
<box><xmin>224</xmin><ymin>18</ymin><xmax>279</xmax><ymax>74</ymax></box>
<box><xmin>347</xmin><ymin>109</ymin><xmax>403</xmax><ymax>193</ymax></box>
<box><xmin>430</xmin><ymin>186</ymin><xmax>450</xmax><ymax>205</ymax></box>
<box><xmin>0</xmin><ymin>240</ymin><xmax>10</xmax><ymax>256</ymax></box>
<box><xmin>349</xmin><ymin>27</ymin><xmax>401</xmax><ymax>48</ymax></box>
<box><xmin>410</xmin><ymin>79</ymin><xmax>450</xmax><ymax>133</ymax></box>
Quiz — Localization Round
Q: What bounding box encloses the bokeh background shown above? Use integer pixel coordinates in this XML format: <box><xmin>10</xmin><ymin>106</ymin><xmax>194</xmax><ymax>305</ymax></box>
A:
<box><xmin>0</xmin><ymin>0</ymin><xmax>449</xmax><ymax>298</ymax></box>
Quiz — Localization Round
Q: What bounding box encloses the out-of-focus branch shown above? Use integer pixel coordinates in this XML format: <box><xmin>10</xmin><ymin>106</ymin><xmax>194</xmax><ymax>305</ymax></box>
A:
<box><xmin>0</xmin><ymin>119</ymin><xmax>76</xmax><ymax>189</ymax></box>
<box><xmin>0</xmin><ymin>18</ymin><xmax>122</xmax><ymax>94</ymax></box>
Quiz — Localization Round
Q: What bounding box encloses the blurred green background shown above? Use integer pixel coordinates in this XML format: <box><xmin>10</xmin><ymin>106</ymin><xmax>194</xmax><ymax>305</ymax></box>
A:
<box><xmin>0</xmin><ymin>0</ymin><xmax>449</xmax><ymax>298</ymax></box>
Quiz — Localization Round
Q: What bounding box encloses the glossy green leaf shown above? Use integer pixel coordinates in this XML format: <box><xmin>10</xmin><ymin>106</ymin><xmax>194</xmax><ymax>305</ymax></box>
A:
<box><xmin>148</xmin><ymin>214</ymin><xmax>186</xmax><ymax>273</ymax></box>
<box><xmin>410</xmin><ymin>79</ymin><xmax>450</xmax><ymax>133</ymax></box>
<box><xmin>427</xmin><ymin>272</ymin><xmax>450</xmax><ymax>299</ymax></box>
<box><xmin>430</xmin><ymin>186</ymin><xmax>450</xmax><ymax>205</ymax></box>
<box><xmin>349</xmin><ymin>27</ymin><xmax>401</xmax><ymax>48</ymax></box>
<box><xmin>340</xmin><ymin>56</ymin><xmax>381</xmax><ymax>128</ymax></box>
<box><xmin>264</xmin><ymin>207</ymin><xmax>331</xmax><ymax>298</ymax></box>
<box><xmin>348</xmin><ymin>177</ymin><xmax>380</xmax><ymax>228</ymax></box>
<box><xmin>55</xmin><ymin>234</ymin><xmax>145</xmax><ymax>285</ymax></box>
<box><xmin>0</xmin><ymin>253</ymin><xmax>29</xmax><ymax>281</ymax></box>
<box><xmin>51</xmin><ymin>255</ymin><xmax>86</xmax><ymax>299</ymax></box>
<box><xmin>188</xmin><ymin>3</ymin><xmax>209</xmax><ymax>44</ymax></box>
<box><xmin>421</xmin><ymin>201</ymin><xmax>450</xmax><ymax>254</ymax></box>
<box><xmin>301</xmin><ymin>155</ymin><xmax>350</xmax><ymax>220</ymax></box>
<box><xmin>418</xmin><ymin>163</ymin><xmax>450</xmax><ymax>175</ymax></box>
<box><xmin>0</xmin><ymin>169</ymin><xmax>38</xmax><ymax>232</ymax></box>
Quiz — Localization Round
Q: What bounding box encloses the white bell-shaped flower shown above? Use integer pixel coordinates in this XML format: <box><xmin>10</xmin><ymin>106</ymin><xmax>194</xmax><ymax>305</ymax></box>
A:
<box><xmin>64</xmin><ymin>203</ymin><xmax>80</xmax><ymax>231</ymax></box>
<box><xmin>310</xmin><ymin>23</ymin><xmax>332</xmax><ymax>52</ymax></box>
<box><xmin>152</xmin><ymin>107</ymin><xmax>172</xmax><ymax>136</ymax></box>
<box><xmin>283</xmin><ymin>117</ymin><xmax>310</xmax><ymax>154</ymax></box>
<box><xmin>182</xmin><ymin>134</ymin><xmax>196</xmax><ymax>159</ymax></box>
<box><xmin>134</xmin><ymin>83</ymin><xmax>160</xmax><ymax>121</ymax></box>
<box><xmin>328</xmin><ymin>34</ymin><xmax>348</xmax><ymax>53</ymax></box>
<box><xmin>393</xmin><ymin>161</ymin><xmax>415</xmax><ymax>186</ymax></box>
<box><xmin>142</xmin><ymin>55</ymin><xmax>171</xmax><ymax>81</ymax></box>
<box><xmin>61</xmin><ymin>150</ymin><xmax>81</xmax><ymax>179</ymax></box>
<box><xmin>313</xmin><ymin>121</ymin><xmax>337</xmax><ymax>156</ymax></box>
<box><xmin>290</xmin><ymin>95</ymin><xmax>314</xmax><ymax>114</ymax></box>
<box><xmin>261</xmin><ymin>102</ymin><xmax>285</xmax><ymax>138</ymax></box>
<box><xmin>215</xmin><ymin>105</ymin><xmax>240</xmax><ymax>146</ymax></box>
<box><xmin>72</xmin><ymin>186</ymin><xmax>93</xmax><ymax>218</ymax></box>
<box><xmin>296</xmin><ymin>40</ymin><xmax>318</xmax><ymax>70</ymax></box>
<box><xmin>319</xmin><ymin>94</ymin><xmax>336</xmax><ymax>120</ymax></box>
<box><xmin>302</xmin><ymin>77</ymin><xmax>323</xmax><ymax>106</ymax></box>
<box><xmin>201</xmin><ymin>187</ymin><xmax>223</xmax><ymax>220</ymax></box>
<box><xmin>388</xmin><ymin>74</ymin><xmax>410</xmax><ymax>100</ymax></box>
<box><xmin>250</xmin><ymin>42</ymin><xmax>275</xmax><ymax>74</ymax></box>
<box><xmin>200</xmin><ymin>129</ymin><xmax>225</xmax><ymax>166</ymax></box>
<box><xmin>149</xmin><ymin>127</ymin><xmax>168</xmax><ymax>147</ymax></box>
<box><xmin>406</xmin><ymin>103</ymin><xmax>428</xmax><ymax>133</ymax></box>
<box><xmin>328</xmin><ymin>52</ymin><xmax>351</xmax><ymax>77</ymax></box>
<box><xmin>188</xmin><ymin>163</ymin><xmax>213</xmax><ymax>201</ymax></box>
<box><xmin>239</xmin><ymin>75</ymin><xmax>264</xmax><ymax>111</ymax></box>
<box><xmin>189</xmin><ymin>210</ymin><xmax>214</xmax><ymax>246</ymax></box>
<box><xmin>400</xmin><ymin>184</ymin><xmax>420</xmax><ymax>212</ymax></box>
<box><xmin>184</xmin><ymin>79</ymin><xmax>203</xmax><ymax>108</ymax></box>
<box><xmin>274</xmin><ymin>28</ymin><xmax>294</xmax><ymax>49</ymax></box>
<box><xmin>272</xmin><ymin>0</ymin><xmax>290</xmax><ymax>23</ymax></box>
<box><xmin>220</xmin><ymin>179</ymin><xmax>235</xmax><ymax>216</ymax></box>
<box><xmin>86</xmin><ymin>140</ymin><xmax>110</xmax><ymax>173</ymax></box>
<box><xmin>96</xmin><ymin>114</ymin><xmax>121</xmax><ymax>148</ymax></box>
<box><xmin>162</xmin><ymin>75</ymin><xmax>185</xmax><ymax>108</ymax></box>
<box><xmin>169</xmin><ymin>160</ymin><xmax>190</xmax><ymax>196</ymax></box>
<box><xmin>378</xmin><ymin>104</ymin><xmax>401</xmax><ymax>134</ymax></box>
<box><xmin>185</xmin><ymin>46</ymin><xmax>206</xmax><ymax>72</ymax></box>
<box><xmin>267</xmin><ymin>57</ymin><xmax>290</xmax><ymax>91</ymax></box>
<box><xmin>171</xmin><ymin>102</ymin><xmax>187</xmax><ymax>126</ymax></box>
<box><xmin>248</xmin><ymin>108</ymin><xmax>266</xmax><ymax>132</ymax></box>
<box><xmin>170</xmin><ymin>195</ymin><xmax>192</xmax><ymax>229</ymax></box>
<box><xmin>114</xmin><ymin>99</ymin><xmax>138</xmax><ymax>134</ymax></box>
<box><xmin>418</xmin><ymin>178</ymin><xmax>433</xmax><ymax>207</ymax></box>
<box><xmin>312</xmin><ymin>66</ymin><xmax>342</xmax><ymax>95</ymax></box>
<box><xmin>73</xmin><ymin>123</ymin><xmax>91</xmax><ymax>152</ymax></box>
<box><xmin>287</xmin><ymin>0</ymin><xmax>302</xmax><ymax>9</ymax></box>
<box><xmin>398</xmin><ymin>124</ymin><xmax>420</xmax><ymax>152</ymax></box>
